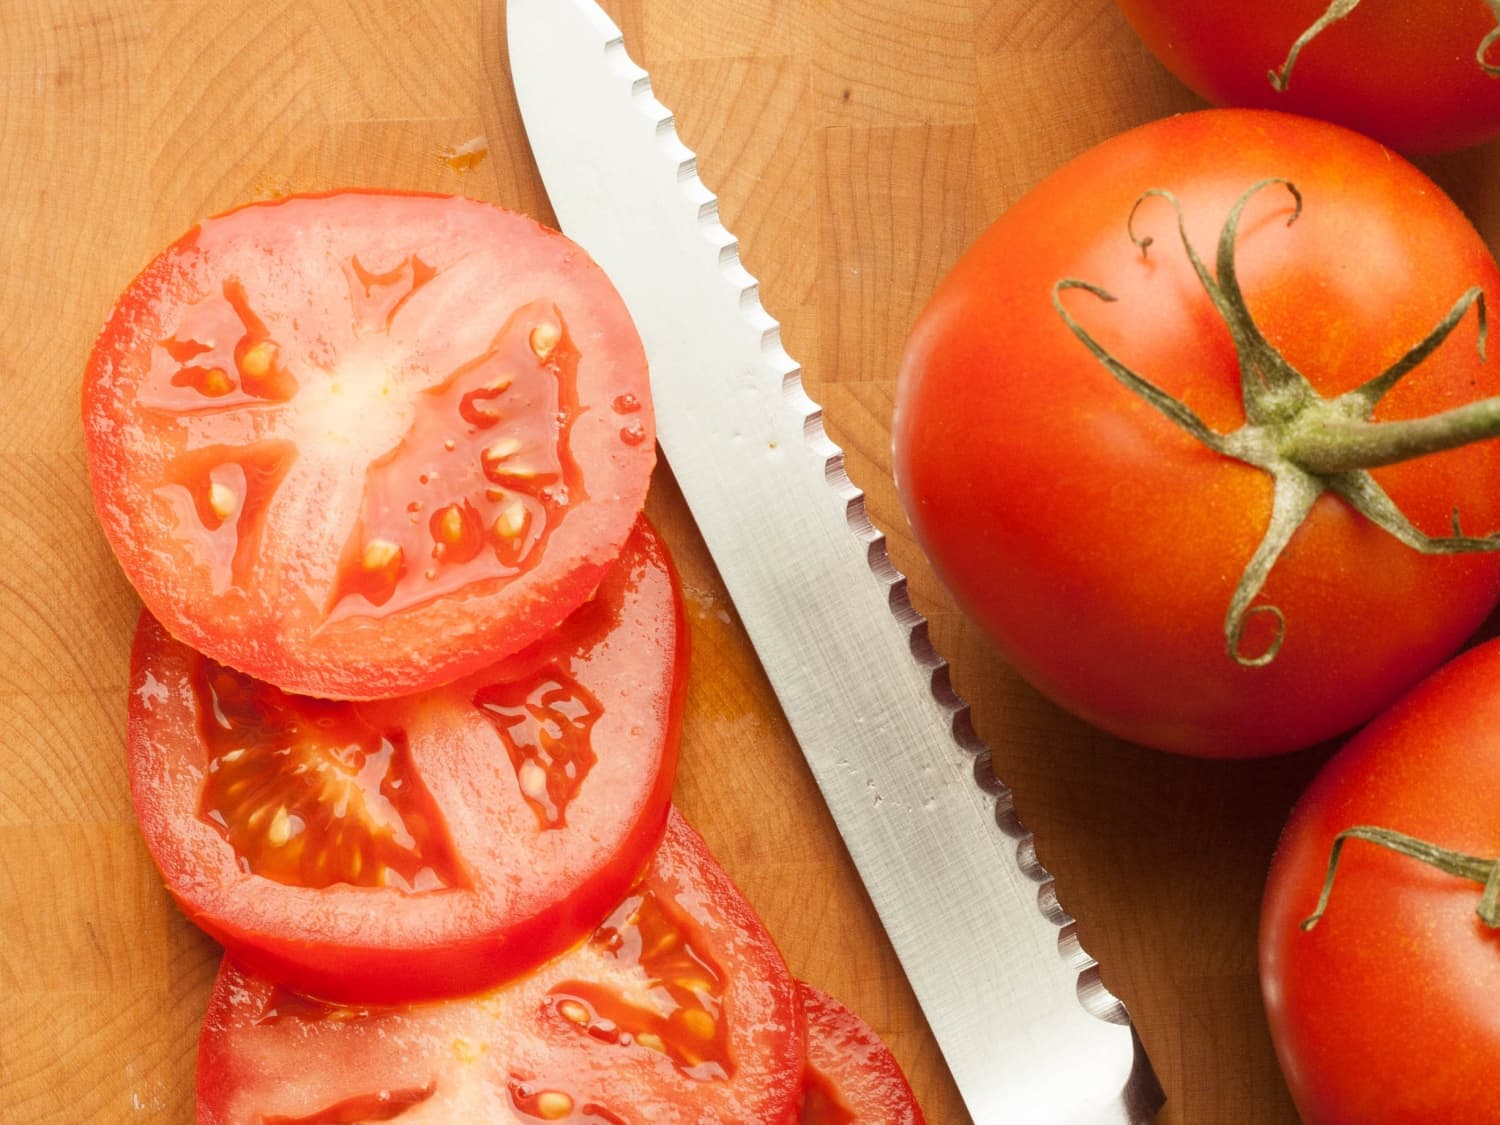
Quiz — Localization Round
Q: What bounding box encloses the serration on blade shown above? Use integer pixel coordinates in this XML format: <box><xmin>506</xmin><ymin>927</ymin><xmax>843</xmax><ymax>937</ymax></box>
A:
<box><xmin>505</xmin><ymin>0</ymin><xmax>1164</xmax><ymax>1120</ymax></box>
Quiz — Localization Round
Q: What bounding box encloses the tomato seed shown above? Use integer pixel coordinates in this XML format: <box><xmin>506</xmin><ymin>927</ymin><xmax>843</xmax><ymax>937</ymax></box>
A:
<box><xmin>362</xmin><ymin>539</ymin><xmax>402</xmax><ymax>572</ymax></box>
<box><xmin>483</xmin><ymin>436</ymin><xmax>522</xmax><ymax>465</ymax></box>
<box><xmin>494</xmin><ymin>502</ymin><xmax>528</xmax><ymax>540</ymax></box>
<box><xmin>519</xmin><ymin>758</ymin><xmax>548</xmax><ymax>802</ymax></box>
<box><xmin>435</xmin><ymin>505</ymin><xmax>465</xmax><ymax>544</ymax></box>
<box><xmin>557</xmin><ymin>999</ymin><xmax>590</xmax><ymax>1025</ymax></box>
<box><xmin>208</xmin><ymin>481</ymin><xmax>238</xmax><ymax>521</ymax></box>
<box><xmin>529</xmin><ymin>320</ymin><xmax>561</xmax><ymax>360</ymax></box>
<box><xmin>238</xmin><ymin>340</ymin><xmax>277</xmax><ymax>380</ymax></box>
<box><xmin>679</xmin><ymin>1008</ymin><xmax>716</xmax><ymax>1041</ymax></box>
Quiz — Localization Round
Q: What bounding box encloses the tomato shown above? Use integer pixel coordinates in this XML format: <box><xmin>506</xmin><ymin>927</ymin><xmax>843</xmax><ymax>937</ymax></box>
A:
<box><xmin>83</xmin><ymin>190</ymin><xmax>656</xmax><ymax>700</ymax></box>
<box><xmin>893</xmin><ymin>109</ymin><xmax>1500</xmax><ymax>757</ymax></box>
<box><xmin>196</xmin><ymin>809</ymin><xmax>806</xmax><ymax>1124</ymax></box>
<box><xmin>1114</xmin><ymin>0</ymin><xmax>1500</xmax><ymax>154</ymax></box>
<box><xmin>1260</xmin><ymin>636</ymin><xmax>1500</xmax><ymax>1123</ymax></box>
<box><xmin>796</xmin><ymin>984</ymin><xmax>925</xmax><ymax>1125</ymax></box>
<box><xmin>129</xmin><ymin>517</ymin><xmax>685</xmax><ymax>1004</ymax></box>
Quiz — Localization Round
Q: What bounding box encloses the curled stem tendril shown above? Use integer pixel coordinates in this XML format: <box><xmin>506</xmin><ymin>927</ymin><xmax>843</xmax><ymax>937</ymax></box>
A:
<box><xmin>1053</xmin><ymin>179</ymin><xmax>1498</xmax><ymax>669</ymax></box>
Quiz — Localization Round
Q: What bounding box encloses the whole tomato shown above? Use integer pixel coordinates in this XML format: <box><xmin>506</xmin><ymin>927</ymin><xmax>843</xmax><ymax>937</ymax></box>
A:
<box><xmin>892</xmin><ymin>109</ymin><xmax>1500</xmax><ymax>757</ymax></box>
<box><xmin>1260</xmin><ymin>636</ymin><xmax>1500</xmax><ymax>1123</ymax></box>
<box><xmin>1114</xmin><ymin>0</ymin><xmax>1500</xmax><ymax>153</ymax></box>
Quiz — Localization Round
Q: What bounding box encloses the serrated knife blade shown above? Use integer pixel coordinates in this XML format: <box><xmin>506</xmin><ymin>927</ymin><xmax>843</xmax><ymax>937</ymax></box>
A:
<box><xmin>505</xmin><ymin>2</ymin><xmax>1163</xmax><ymax>1121</ymax></box>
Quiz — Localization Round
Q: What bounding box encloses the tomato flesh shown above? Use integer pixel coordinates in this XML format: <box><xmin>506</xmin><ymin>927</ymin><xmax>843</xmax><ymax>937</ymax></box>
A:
<box><xmin>130</xmin><ymin>517</ymin><xmax>686</xmax><ymax>1004</ymax></box>
<box><xmin>195</xmin><ymin>810</ymin><xmax>806</xmax><ymax>1124</ymax></box>
<box><xmin>796</xmin><ymin>984</ymin><xmax>926</xmax><ymax>1125</ymax></box>
<box><xmin>85</xmin><ymin>191</ymin><xmax>656</xmax><ymax>699</ymax></box>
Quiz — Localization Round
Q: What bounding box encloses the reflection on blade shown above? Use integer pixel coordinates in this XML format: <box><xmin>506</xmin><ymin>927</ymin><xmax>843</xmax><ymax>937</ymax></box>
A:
<box><xmin>505</xmin><ymin>0</ymin><xmax>1164</xmax><ymax>1120</ymax></box>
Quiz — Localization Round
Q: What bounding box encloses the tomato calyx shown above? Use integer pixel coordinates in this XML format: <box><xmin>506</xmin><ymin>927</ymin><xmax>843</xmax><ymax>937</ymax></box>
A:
<box><xmin>1054</xmin><ymin>178</ymin><xmax>1499</xmax><ymax>668</ymax></box>
<box><xmin>1301</xmin><ymin>824</ymin><xmax>1500</xmax><ymax>931</ymax></box>
<box><xmin>1268</xmin><ymin>0</ymin><xmax>1500</xmax><ymax>90</ymax></box>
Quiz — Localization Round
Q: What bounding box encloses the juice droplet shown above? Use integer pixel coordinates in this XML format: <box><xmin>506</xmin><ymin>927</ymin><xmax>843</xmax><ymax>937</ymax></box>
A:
<box><xmin>620</xmin><ymin>421</ymin><xmax>647</xmax><ymax>446</ymax></box>
<box><xmin>612</xmin><ymin>393</ymin><xmax>640</xmax><ymax>414</ymax></box>
<box><xmin>440</xmin><ymin>136</ymin><xmax>490</xmax><ymax>174</ymax></box>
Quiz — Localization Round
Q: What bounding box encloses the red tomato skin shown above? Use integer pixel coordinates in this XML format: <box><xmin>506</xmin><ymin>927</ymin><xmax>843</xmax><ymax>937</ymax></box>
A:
<box><xmin>1260</xmin><ymin>636</ymin><xmax>1500</xmax><ymax>1123</ymax></box>
<box><xmin>1114</xmin><ymin>0</ymin><xmax>1500</xmax><ymax>154</ymax></box>
<box><xmin>129</xmin><ymin>517</ymin><xmax>688</xmax><ymax>1005</ymax></box>
<box><xmin>797</xmin><ymin>983</ymin><xmax>926</xmax><ymax>1125</ymax></box>
<box><xmin>894</xmin><ymin>109</ymin><xmax>1500</xmax><ymax>757</ymax></box>
<box><xmin>84</xmin><ymin>190</ymin><xmax>656</xmax><ymax>700</ymax></box>
<box><xmin>196</xmin><ymin>810</ymin><xmax>806</xmax><ymax>1125</ymax></box>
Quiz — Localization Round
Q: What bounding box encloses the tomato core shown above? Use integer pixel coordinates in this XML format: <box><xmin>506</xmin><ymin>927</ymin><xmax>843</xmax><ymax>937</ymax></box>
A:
<box><xmin>87</xmin><ymin>192</ymin><xmax>657</xmax><ymax>698</ymax></box>
<box><xmin>145</xmin><ymin>269</ymin><xmax>589</xmax><ymax>623</ymax></box>
<box><xmin>322</xmin><ymin>298</ymin><xmax>587</xmax><ymax>621</ymax></box>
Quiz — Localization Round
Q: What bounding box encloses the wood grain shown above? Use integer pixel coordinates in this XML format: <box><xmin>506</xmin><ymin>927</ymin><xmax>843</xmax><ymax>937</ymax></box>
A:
<box><xmin>4</xmin><ymin>0</ymin><xmax>1500</xmax><ymax>1122</ymax></box>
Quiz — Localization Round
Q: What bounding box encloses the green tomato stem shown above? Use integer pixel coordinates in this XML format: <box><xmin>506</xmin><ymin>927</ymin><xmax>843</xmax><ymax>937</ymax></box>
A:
<box><xmin>1480</xmin><ymin>0</ymin><xmax>1500</xmax><ymax>75</ymax></box>
<box><xmin>1269</xmin><ymin>0</ymin><xmax>1363</xmax><ymax>92</ymax></box>
<box><xmin>1301</xmin><ymin>825</ymin><xmax>1500</xmax><ymax>931</ymax></box>
<box><xmin>1271</xmin><ymin>1</ymin><xmax>1500</xmax><ymax>88</ymax></box>
<box><xmin>1281</xmin><ymin>394</ymin><xmax>1500</xmax><ymax>475</ymax></box>
<box><xmin>1052</xmin><ymin>181</ymin><xmax>1497</xmax><ymax>669</ymax></box>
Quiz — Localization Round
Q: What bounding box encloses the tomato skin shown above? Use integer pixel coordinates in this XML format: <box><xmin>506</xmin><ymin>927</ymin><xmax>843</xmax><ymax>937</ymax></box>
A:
<box><xmin>796</xmin><ymin>983</ymin><xmax>926</xmax><ymax>1125</ymax></box>
<box><xmin>893</xmin><ymin>109</ymin><xmax>1500</xmax><ymax>757</ymax></box>
<box><xmin>1260</xmin><ymin>637</ymin><xmax>1500</xmax><ymax>1123</ymax></box>
<box><xmin>84</xmin><ymin>190</ymin><xmax>656</xmax><ymax>700</ymax></box>
<box><xmin>196</xmin><ymin>809</ymin><xmax>806</xmax><ymax>1125</ymax></box>
<box><xmin>130</xmin><ymin>517</ymin><xmax>687</xmax><ymax>1005</ymax></box>
<box><xmin>1114</xmin><ymin>0</ymin><xmax>1500</xmax><ymax>154</ymax></box>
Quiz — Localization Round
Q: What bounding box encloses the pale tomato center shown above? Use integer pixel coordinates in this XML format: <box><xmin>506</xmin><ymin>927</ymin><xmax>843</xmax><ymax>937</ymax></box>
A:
<box><xmin>290</xmin><ymin>344</ymin><xmax>417</xmax><ymax>460</ymax></box>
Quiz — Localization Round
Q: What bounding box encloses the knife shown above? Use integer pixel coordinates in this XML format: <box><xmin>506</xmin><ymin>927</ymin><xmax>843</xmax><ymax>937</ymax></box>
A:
<box><xmin>505</xmin><ymin>2</ymin><xmax>1164</xmax><ymax>1121</ymax></box>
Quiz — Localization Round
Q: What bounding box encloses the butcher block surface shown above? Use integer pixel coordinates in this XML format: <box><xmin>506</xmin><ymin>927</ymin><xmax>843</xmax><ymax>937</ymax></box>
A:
<box><xmin>5</xmin><ymin>1</ymin><xmax>1500</xmax><ymax>1122</ymax></box>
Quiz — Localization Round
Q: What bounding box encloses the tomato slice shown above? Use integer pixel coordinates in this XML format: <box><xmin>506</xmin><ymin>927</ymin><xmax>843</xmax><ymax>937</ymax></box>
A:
<box><xmin>196</xmin><ymin>810</ymin><xmax>806</xmax><ymax>1124</ymax></box>
<box><xmin>795</xmin><ymin>984</ymin><xmax>926</xmax><ymax>1125</ymax></box>
<box><xmin>129</xmin><ymin>517</ymin><xmax>685</xmax><ymax>1004</ymax></box>
<box><xmin>84</xmin><ymin>190</ymin><xmax>656</xmax><ymax>699</ymax></box>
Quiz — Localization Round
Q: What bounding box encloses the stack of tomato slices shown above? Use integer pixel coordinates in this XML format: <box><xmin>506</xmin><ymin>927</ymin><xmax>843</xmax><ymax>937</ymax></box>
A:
<box><xmin>82</xmin><ymin>190</ymin><xmax>923</xmax><ymax>1122</ymax></box>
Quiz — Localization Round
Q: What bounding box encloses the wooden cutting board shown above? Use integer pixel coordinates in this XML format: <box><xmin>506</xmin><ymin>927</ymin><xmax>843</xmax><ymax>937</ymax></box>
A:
<box><xmin>5</xmin><ymin>1</ymin><xmax>1500</xmax><ymax>1121</ymax></box>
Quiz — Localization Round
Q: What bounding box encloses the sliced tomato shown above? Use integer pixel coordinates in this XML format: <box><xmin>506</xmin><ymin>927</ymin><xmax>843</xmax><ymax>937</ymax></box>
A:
<box><xmin>196</xmin><ymin>809</ymin><xmax>806</xmax><ymax>1124</ymax></box>
<box><xmin>129</xmin><ymin>517</ymin><xmax>685</xmax><ymax>1004</ymax></box>
<box><xmin>796</xmin><ymin>984</ymin><xmax>926</xmax><ymax>1125</ymax></box>
<box><xmin>84</xmin><ymin>190</ymin><xmax>656</xmax><ymax>699</ymax></box>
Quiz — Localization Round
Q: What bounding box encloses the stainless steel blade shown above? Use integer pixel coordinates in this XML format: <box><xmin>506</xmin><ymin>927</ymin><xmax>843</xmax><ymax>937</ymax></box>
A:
<box><xmin>506</xmin><ymin>2</ymin><xmax>1163</xmax><ymax>1121</ymax></box>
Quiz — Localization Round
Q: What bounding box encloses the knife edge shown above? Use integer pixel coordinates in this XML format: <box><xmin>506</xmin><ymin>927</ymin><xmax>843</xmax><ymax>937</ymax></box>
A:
<box><xmin>506</xmin><ymin>2</ymin><xmax>1164</xmax><ymax>1118</ymax></box>
<box><xmin>608</xmin><ymin>9</ymin><xmax>1149</xmax><ymax>1090</ymax></box>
